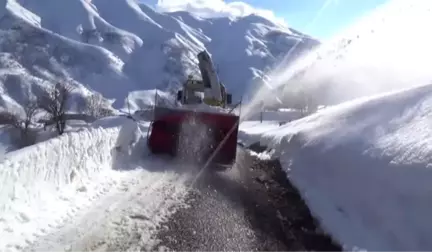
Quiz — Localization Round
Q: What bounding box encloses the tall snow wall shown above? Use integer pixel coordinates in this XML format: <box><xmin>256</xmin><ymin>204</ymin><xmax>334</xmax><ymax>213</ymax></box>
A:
<box><xmin>0</xmin><ymin>127</ymin><xmax>120</xmax><ymax>221</ymax></box>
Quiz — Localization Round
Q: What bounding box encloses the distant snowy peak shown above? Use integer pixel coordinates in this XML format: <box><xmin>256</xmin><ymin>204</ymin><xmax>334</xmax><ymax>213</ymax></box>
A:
<box><xmin>154</xmin><ymin>0</ymin><xmax>288</xmax><ymax>29</ymax></box>
<box><xmin>0</xmin><ymin>0</ymin><xmax>319</xmax><ymax>111</ymax></box>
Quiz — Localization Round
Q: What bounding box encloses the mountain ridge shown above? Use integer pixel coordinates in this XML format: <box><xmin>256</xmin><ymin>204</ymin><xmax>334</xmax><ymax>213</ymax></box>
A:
<box><xmin>0</xmin><ymin>0</ymin><xmax>320</xmax><ymax>112</ymax></box>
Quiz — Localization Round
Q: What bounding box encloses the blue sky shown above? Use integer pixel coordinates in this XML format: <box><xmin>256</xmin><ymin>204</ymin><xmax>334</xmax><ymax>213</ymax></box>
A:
<box><xmin>142</xmin><ymin>0</ymin><xmax>389</xmax><ymax>40</ymax></box>
<box><xmin>243</xmin><ymin>0</ymin><xmax>389</xmax><ymax>39</ymax></box>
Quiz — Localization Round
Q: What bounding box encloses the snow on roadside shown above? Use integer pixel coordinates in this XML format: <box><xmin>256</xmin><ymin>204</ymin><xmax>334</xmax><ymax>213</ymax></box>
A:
<box><xmin>0</xmin><ymin>127</ymin><xmax>120</xmax><ymax>250</ymax></box>
<box><xmin>238</xmin><ymin>84</ymin><xmax>432</xmax><ymax>250</ymax></box>
<box><xmin>238</xmin><ymin>121</ymin><xmax>281</xmax><ymax>147</ymax></box>
<box><xmin>244</xmin><ymin>109</ymin><xmax>304</xmax><ymax>122</ymax></box>
<box><xmin>91</xmin><ymin>115</ymin><xmax>132</xmax><ymax>129</ymax></box>
<box><xmin>28</xmin><ymin>162</ymin><xmax>190</xmax><ymax>252</ymax></box>
<box><xmin>0</xmin><ymin>126</ymin><xmax>14</xmax><ymax>160</ymax></box>
<box><xmin>0</xmin><ymin>117</ymin><xmax>190</xmax><ymax>252</ymax></box>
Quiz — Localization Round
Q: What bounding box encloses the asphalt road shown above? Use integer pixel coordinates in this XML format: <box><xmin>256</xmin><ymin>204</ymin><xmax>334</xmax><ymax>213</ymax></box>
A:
<box><xmin>154</xmin><ymin>147</ymin><xmax>342</xmax><ymax>251</ymax></box>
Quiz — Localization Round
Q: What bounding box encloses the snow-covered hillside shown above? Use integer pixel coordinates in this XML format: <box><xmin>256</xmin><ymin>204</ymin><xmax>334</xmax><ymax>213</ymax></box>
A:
<box><xmin>239</xmin><ymin>83</ymin><xmax>432</xmax><ymax>250</ymax></box>
<box><xmin>0</xmin><ymin>0</ymin><xmax>318</xmax><ymax>112</ymax></box>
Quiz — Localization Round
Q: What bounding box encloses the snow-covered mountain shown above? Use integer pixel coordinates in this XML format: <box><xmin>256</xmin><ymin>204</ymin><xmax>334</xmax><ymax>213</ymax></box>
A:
<box><xmin>0</xmin><ymin>0</ymin><xmax>319</xmax><ymax>112</ymax></box>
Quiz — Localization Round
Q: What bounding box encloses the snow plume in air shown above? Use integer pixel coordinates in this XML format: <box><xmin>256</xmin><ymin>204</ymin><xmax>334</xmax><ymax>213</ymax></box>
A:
<box><xmin>177</xmin><ymin>115</ymin><xmax>213</xmax><ymax>165</ymax></box>
<box><xmin>243</xmin><ymin>0</ymin><xmax>432</xmax><ymax>118</ymax></box>
<box><xmin>156</xmin><ymin>0</ymin><xmax>287</xmax><ymax>27</ymax></box>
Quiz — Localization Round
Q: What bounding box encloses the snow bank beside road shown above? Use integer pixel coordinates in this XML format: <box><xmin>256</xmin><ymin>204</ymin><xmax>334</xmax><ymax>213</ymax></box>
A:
<box><xmin>244</xmin><ymin>110</ymin><xmax>304</xmax><ymax>122</ymax></box>
<box><xmin>238</xmin><ymin>121</ymin><xmax>281</xmax><ymax>147</ymax></box>
<box><xmin>1</xmin><ymin>117</ymin><xmax>190</xmax><ymax>251</ymax></box>
<box><xmin>238</xmin><ymin>84</ymin><xmax>432</xmax><ymax>250</ymax></box>
<box><xmin>0</xmin><ymin>127</ymin><xmax>119</xmax><ymax>250</ymax></box>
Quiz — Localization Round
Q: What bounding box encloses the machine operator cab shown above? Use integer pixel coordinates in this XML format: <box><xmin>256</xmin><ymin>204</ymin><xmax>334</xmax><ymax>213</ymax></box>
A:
<box><xmin>176</xmin><ymin>76</ymin><xmax>233</xmax><ymax>108</ymax></box>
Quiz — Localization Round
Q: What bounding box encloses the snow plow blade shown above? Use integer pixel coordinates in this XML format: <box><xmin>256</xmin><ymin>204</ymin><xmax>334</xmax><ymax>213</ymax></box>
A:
<box><xmin>147</xmin><ymin>106</ymin><xmax>239</xmax><ymax>169</ymax></box>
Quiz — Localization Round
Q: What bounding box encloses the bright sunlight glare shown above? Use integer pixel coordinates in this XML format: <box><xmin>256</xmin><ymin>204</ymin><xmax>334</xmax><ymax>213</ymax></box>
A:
<box><xmin>241</xmin><ymin>0</ymin><xmax>432</xmax><ymax>120</ymax></box>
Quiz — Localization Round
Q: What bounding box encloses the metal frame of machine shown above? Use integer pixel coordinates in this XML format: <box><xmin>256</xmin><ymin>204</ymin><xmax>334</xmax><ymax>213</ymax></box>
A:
<box><xmin>147</xmin><ymin>50</ymin><xmax>240</xmax><ymax>170</ymax></box>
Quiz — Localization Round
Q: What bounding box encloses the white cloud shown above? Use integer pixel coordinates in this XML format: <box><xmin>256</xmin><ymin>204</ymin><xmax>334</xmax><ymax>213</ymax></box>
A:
<box><xmin>155</xmin><ymin>0</ymin><xmax>287</xmax><ymax>26</ymax></box>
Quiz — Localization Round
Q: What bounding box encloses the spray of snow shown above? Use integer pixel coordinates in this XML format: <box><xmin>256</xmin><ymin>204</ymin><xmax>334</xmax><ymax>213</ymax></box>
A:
<box><xmin>177</xmin><ymin>114</ymin><xmax>213</xmax><ymax>164</ymax></box>
<box><xmin>243</xmin><ymin>0</ymin><xmax>432</xmax><ymax>119</ymax></box>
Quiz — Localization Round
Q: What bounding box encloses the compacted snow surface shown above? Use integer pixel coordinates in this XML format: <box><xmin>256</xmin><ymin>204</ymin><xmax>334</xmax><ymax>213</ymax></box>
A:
<box><xmin>239</xmin><ymin>84</ymin><xmax>432</xmax><ymax>250</ymax></box>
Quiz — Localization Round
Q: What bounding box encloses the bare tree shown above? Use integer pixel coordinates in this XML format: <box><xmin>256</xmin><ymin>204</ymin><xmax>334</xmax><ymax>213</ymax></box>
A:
<box><xmin>20</xmin><ymin>99</ymin><xmax>38</xmax><ymax>144</ymax></box>
<box><xmin>22</xmin><ymin>99</ymin><xmax>38</xmax><ymax>133</ymax></box>
<box><xmin>83</xmin><ymin>93</ymin><xmax>114</xmax><ymax>119</ymax></box>
<box><xmin>37</xmin><ymin>82</ymin><xmax>74</xmax><ymax>135</ymax></box>
<box><xmin>0</xmin><ymin>110</ymin><xmax>20</xmax><ymax>128</ymax></box>
<box><xmin>0</xmin><ymin>99</ymin><xmax>39</xmax><ymax>147</ymax></box>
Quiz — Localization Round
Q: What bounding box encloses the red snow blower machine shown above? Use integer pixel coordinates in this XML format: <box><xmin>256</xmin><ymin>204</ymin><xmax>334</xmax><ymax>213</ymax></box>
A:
<box><xmin>147</xmin><ymin>50</ymin><xmax>240</xmax><ymax>171</ymax></box>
